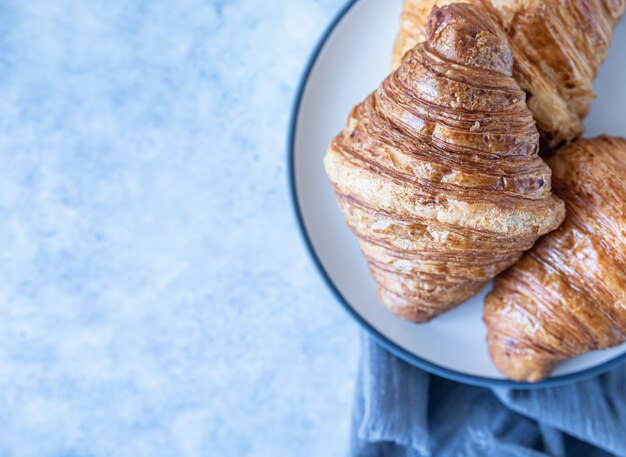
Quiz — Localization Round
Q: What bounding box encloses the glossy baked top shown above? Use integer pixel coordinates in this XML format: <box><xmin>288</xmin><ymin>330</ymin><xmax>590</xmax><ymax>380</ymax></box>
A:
<box><xmin>485</xmin><ymin>136</ymin><xmax>626</xmax><ymax>382</ymax></box>
<box><xmin>325</xmin><ymin>3</ymin><xmax>564</xmax><ymax>322</ymax></box>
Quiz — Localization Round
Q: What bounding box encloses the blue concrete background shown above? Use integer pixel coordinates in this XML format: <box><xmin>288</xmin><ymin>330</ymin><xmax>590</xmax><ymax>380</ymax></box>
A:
<box><xmin>0</xmin><ymin>1</ymin><xmax>358</xmax><ymax>455</ymax></box>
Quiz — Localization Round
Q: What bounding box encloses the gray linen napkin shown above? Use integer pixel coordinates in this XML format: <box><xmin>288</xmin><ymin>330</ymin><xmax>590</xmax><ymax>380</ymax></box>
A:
<box><xmin>350</xmin><ymin>333</ymin><xmax>626</xmax><ymax>457</ymax></box>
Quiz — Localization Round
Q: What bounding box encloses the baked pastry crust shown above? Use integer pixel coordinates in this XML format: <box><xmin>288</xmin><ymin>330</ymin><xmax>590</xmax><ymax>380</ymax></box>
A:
<box><xmin>393</xmin><ymin>0</ymin><xmax>626</xmax><ymax>148</ymax></box>
<box><xmin>485</xmin><ymin>136</ymin><xmax>626</xmax><ymax>382</ymax></box>
<box><xmin>324</xmin><ymin>4</ymin><xmax>565</xmax><ymax>323</ymax></box>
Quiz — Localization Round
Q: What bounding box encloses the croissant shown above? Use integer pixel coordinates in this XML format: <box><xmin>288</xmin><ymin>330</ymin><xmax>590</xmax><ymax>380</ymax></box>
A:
<box><xmin>393</xmin><ymin>0</ymin><xmax>626</xmax><ymax>148</ymax></box>
<box><xmin>485</xmin><ymin>136</ymin><xmax>626</xmax><ymax>382</ymax></box>
<box><xmin>324</xmin><ymin>4</ymin><xmax>565</xmax><ymax>323</ymax></box>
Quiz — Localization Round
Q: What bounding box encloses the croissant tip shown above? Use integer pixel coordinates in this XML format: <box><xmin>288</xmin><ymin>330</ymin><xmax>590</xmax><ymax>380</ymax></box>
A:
<box><xmin>378</xmin><ymin>288</ymin><xmax>445</xmax><ymax>324</ymax></box>
<box><xmin>485</xmin><ymin>330</ymin><xmax>556</xmax><ymax>382</ymax></box>
<box><xmin>491</xmin><ymin>348</ymin><xmax>556</xmax><ymax>383</ymax></box>
<box><xmin>425</xmin><ymin>3</ymin><xmax>513</xmax><ymax>76</ymax></box>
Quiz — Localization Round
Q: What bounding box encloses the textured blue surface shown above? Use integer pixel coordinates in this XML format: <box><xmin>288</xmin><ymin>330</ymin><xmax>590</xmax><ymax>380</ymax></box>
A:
<box><xmin>0</xmin><ymin>1</ymin><xmax>358</xmax><ymax>455</ymax></box>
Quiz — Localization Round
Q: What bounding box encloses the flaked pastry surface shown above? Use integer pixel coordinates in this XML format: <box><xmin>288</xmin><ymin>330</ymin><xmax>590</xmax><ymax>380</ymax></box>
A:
<box><xmin>393</xmin><ymin>0</ymin><xmax>626</xmax><ymax>147</ymax></box>
<box><xmin>324</xmin><ymin>4</ymin><xmax>565</xmax><ymax>323</ymax></box>
<box><xmin>485</xmin><ymin>136</ymin><xmax>626</xmax><ymax>382</ymax></box>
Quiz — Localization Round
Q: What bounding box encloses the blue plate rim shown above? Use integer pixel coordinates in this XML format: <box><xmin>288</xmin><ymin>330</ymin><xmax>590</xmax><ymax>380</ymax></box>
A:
<box><xmin>286</xmin><ymin>0</ymin><xmax>626</xmax><ymax>389</ymax></box>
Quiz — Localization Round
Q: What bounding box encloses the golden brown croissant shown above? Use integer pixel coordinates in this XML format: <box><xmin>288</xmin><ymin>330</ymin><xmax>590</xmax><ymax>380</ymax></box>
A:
<box><xmin>393</xmin><ymin>0</ymin><xmax>626</xmax><ymax>148</ymax></box>
<box><xmin>485</xmin><ymin>136</ymin><xmax>626</xmax><ymax>382</ymax></box>
<box><xmin>324</xmin><ymin>4</ymin><xmax>565</xmax><ymax>323</ymax></box>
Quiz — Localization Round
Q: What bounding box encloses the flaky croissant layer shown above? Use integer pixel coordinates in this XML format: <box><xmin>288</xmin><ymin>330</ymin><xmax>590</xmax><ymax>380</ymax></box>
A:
<box><xmin>325</xmin><ymin>4</ymin><xmax>564</xmax><ymax>322</ymax></box>
<box><xmin>485</xmin><ymin>136</ymin><xmax>626</xmax><ymax>382</ymax></box>
<box><xmin>393</xmin><ymin>0</ymin><xmax>626</xmax><ymax>148</ymax></box>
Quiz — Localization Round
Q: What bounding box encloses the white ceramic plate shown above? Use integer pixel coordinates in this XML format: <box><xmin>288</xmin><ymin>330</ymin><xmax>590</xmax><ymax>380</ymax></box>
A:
<box><xmin>289</xmin><ymin>0</ymin><xmax>626</xmax><ymax>387</ymax></box>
